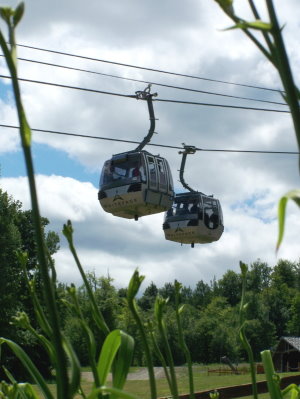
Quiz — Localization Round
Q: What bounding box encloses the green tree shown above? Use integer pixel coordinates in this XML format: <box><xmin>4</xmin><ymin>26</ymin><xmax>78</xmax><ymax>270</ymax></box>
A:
<box><xmin>190</xmin><ymin>296</ymin><xmax>239</xmax><ymax>363</ymax></box>
<box><xmin>63</xmin><ymin>274</ymin><xmax>120</xmax><ymax>365</ymax></box>
<box><xmin>243</xmin><ymin>319</ymin><xmax>277</xmax><ymax>360</ymax></box>
<box><xmin>264</xmin><ymin>285</ymin><xmax>292</xmax><ymax>338</ymax></box>
<box><xmin>246</xmin><ymin>260</ymin><xmax>271</xmax><ymax>292</ymax></box>
<box><xmin>218</xmin><ymin>270</ymin><xmax>241</xmax><ymax>306</ymax></box>
<box><xmin>287</xmin><ymin>293</ymin><xmax>300</xmax><ymax>336</ymax></box>
<box><xmin>138</xmin><ymin>281</ymin><xmax>158</xmax><ymax>311</ymax></box>
<box><xmin>271</xmin><ymin>259</ymin><xmax>298</xmax><ymax>289</ymax></box>
<box><xmin>0</xmin><ymin>189</ymin><xmax>23</xmax><ymax>338</ymax></box>
<box><xmin>0</xmin><ymin>188</ymin><xmax>60</xmax><ymax>380</ymax></box>
<box><xmin>192</xmin><ymin>280</ymin><xmax>212</xmax><ymax>309</ymax></box>
<box><xmin>158</xmin><ymin>282</ymin><xmax>176</xmax><ymax>305</ymax></box>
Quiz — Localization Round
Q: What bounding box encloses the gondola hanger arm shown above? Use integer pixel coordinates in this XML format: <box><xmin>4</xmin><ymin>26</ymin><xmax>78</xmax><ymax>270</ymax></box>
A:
<box><xmin>178</xmin><ymin>143</ymin><xmax>197</xmax><ymax>193</ymax></box>
<box><xmin>135</xmin><ymin>84</ymin><xmax>158</xmax><ymax>152</ymax></box>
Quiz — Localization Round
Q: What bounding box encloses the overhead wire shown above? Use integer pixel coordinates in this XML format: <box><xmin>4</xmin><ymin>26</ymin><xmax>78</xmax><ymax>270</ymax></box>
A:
<box><xmin>1</xmin><ymin>123</ymin><xmax>299</xmax><ymax>155</ymax></box>
<box><xmin>16</xmin><ymin>43</ymin><xmax>283</xmax><ymax>94</ymax></box>
<box><xmin>0</xmin><ymin>74</ymin><xmax>290</xmax><ymax>113</ymax></box>
<box><xmin>2</xmin><ymin>55</ymin><xmax>287</xmax><ymax>107</ymax></box>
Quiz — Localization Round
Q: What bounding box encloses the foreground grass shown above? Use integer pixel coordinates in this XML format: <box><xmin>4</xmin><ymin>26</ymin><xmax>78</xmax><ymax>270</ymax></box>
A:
<box><xmin>35</xmin><ymin>365</ymin><xmax>299</xmax><ymax>399</ymax></box>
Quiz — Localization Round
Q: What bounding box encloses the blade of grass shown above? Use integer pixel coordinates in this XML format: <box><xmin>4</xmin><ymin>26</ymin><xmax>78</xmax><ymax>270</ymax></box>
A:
<box><xmin>97</xmin><ymin>330</ymin><xmax>121</xmax><ymax>386</ymax></box>
<box><xmin>112</xmin><ymin>330</ymin><xmax>134</xmax><ymax>390</ymax></box>
<box><xmin>276</xmin><ymin>189</ymin><xmax>300</xmax><ymax>251</ymax></box>
<box><xmin>261</xmin><ymin>350</ymin><xmax>282</xmax><ymax>399</ymax></box>
<box><xmin>0</xmin><ymin>338</ymin><xmax>54</xmax><ymax>399</ymax></box>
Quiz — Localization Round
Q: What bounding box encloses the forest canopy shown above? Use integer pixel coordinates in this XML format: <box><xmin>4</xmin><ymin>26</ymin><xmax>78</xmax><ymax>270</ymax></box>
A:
<box><xmin>1</xmin><ymin>188</ymin><xmax>300</xmax><ymax>376</ymax></box>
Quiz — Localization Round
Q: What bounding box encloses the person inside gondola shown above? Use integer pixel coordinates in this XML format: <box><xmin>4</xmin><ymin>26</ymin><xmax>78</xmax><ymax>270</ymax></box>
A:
<box><xmin>131</xmin><ymin>163</ymin><xmax>140</xmax><ymax>178</ymax></box>
<box><xmin>177</xmin><ymin>202</ymin><xmax>189</xmax><ymax>215</ymax></box>
<box><xmin>190</xmin><ymin>200</ymin><xmax>198</xmax><ymax>214</ymax></box>
<box><xmin>210</xmin><ymin>212</ymin><xmax>219</xmax><ymax>229</ymax></box>
<box><xmin>167</xmin><ymin>207</ymin><xmax>174</xmax><ymax>217</ymax></box>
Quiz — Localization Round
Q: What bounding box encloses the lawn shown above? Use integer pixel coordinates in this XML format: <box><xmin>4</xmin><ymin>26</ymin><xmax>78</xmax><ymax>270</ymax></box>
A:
<box><xmin>36</xmin><ymin>365</ymin><xmax>299</xmax><ymax>399</ymax></box>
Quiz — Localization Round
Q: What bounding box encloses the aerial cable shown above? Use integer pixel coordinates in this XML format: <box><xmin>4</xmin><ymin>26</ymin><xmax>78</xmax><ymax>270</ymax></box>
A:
<box><xmin>0</xmin><ymin>74</ymin><xmax>136</xmax><ymax>99</ymax></box>
<box><xmin>1</xmin><ymin>123</ymin><xmax>299</xmax><ymax>155</ymax></box>
<box><xmin>2</xmin><ymin>55</ymin><xmax>287</xmax><ymax>107</ymax></box>
<box><xmin>0</xmin><ymin>74</ymin><xmax>290</xmax><ymax>113</ymax></box>
<box><xmin>15</xmin><ymin>43</ymin><xmax>283</xmax><ymax>94</ymax></box>
<box><xmin>155</xmin><ymin>98</ymin><xmax>289</xmax><ymax>113</ymax></box>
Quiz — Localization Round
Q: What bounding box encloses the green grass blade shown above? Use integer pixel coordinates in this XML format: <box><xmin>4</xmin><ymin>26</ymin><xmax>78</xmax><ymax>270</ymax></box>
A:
<box><xmin>112</xmin><ymin>330</ymin><xmax>134</xmax><ymax>389</ymax></box>
<box><xmin>97</xmin><ymin>329</ymin><xmax>121</xmax><ymax>386</ymax></box>
<box><xmin>17</xmin><ymin>383</ymin><xmax>40</xmax><ymax>399</ymax></box>
<box><xmin>261</xmin><ymin>350</ymin><xmax>282</xmax><ymax>399</ymax></box>
<box><xmin>0</xmin><ymin>338</ymin><xmax>54</xmax><ymax>399</ymax></box>
<box><xmin>277</xmin><ymin>189</ymin><xmax>300</xmax><ymax>250</ymax></box>
<box><xmin>127</xmin><ymin>270</ymin><xmax>157</xmax><ymax>399</ymax></box>
<box><xmin>62</xmin><ymin>221</ymin><xmax>110</xmax><ymax>336</ymax></box>
<box><xmin>281</xmin><ymin>384</ymin><xmax>300</xmax><ymax>399</ymax></box>
<box><xmin>87</xmin><ymin>386</ymin><xmax>140</xmax><ymax>399</ymax></box>
<box><xmin>62</xmin><ymin>337</ymin><xmax>81</xmax><ymax>397</ymax></box>
<box><xmin>175</xmin><ymin>280</ymin><xmax>195</xmax><ymax>399</ymax></box>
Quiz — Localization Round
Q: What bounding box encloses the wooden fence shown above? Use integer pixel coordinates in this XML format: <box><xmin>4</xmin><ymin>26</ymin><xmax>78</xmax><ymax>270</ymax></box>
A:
<box><xmin>159</xmin><ymin>374</ymin><xmax>300</xmax><ymax>399</ymax></box>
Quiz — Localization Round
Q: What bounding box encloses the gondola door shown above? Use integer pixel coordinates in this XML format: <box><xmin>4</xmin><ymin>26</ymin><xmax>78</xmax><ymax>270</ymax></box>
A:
<box><xmin>146</xmin><ymin>154</ymin><xmax>158</xmax><ymax>191</ymax></box>
<box><xmin>157</xmin><ymin>158</ymin><xmax>168</xmax><ymax>193</ymax></box>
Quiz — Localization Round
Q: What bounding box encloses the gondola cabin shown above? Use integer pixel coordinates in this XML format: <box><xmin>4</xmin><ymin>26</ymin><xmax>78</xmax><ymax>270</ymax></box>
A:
<box><xmin>98</xmin><ymin>150</ymin><xmax>174</xmax><ymax>220</ymax></box>
<box><xmin>163</xmin><ymin>192</ymin><xmax>224</xmax><ymax>246</ymax></box>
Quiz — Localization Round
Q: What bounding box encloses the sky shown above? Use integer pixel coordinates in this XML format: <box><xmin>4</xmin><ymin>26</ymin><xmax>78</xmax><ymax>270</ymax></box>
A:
<box><xmin>0</xmin><ymin>0</ymin><xmax>299</xmax><ymax>291</ymax></box>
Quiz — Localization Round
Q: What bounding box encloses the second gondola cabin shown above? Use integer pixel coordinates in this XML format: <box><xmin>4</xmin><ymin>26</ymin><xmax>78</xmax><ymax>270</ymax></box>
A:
<box><xmin>98</xmin><ymin>150</ymin><xmax>174</xmax><ymax>220</ymax></box>
<box><xmin>163</xmin><ymin>192</ymin><xmax>224</xmax><ymax>246</ymax></box>
<box><xmin>163</xmin><ymin>144</ymin><xmax>224</xmax><ymax>247</ymax></box>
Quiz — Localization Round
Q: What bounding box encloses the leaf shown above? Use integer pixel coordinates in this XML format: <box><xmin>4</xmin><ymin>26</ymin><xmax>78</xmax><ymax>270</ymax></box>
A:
<box><xmin>62</xmin><ymin>337</ymin><xmax>81</xmax><ymax>397</ymax></box>
<box><xmin>88</xmin><ymin>386</ymin><xmax>140</xmax><ymax>399</ymax></box>
<box><xmin>239</xmin><ymin>261</ymin><xmax>248</xmax><ymax>277</ymax></box>
<box><xmin>20</xmin><ymin>106</ymin><xmax>32</xmax><ymax>147</ymax></box>
<box><xmin>112</xmin><ymin>331</ymin><xmax>134</xmax><ymax>390</ymax></box>
<box><xmin>127</xmin><ymin>269</ymin><xmax>145</xmax><ymax>302</ymax></box>
<box><xmin>261</xmin><ymin>350</ymin><xmax>282</xmax><ymax>399</ymax></box>
<box><xmin>213</xmin><ymin>0</ymin><xmax>234</xmax><ymax>16</ymax></box>
<box><xmin>97</xmin><ymin>330</ymin><xmax>122</xmax><ymax>386</ymax></box>
<box><xmin>13</xmin><ymin>2</ymin><xmax>24</xmax><ymax>27</ymax></box>
<box><xmin>178</xmin><ymin>304</ymin><xmax>185</xmax><ymax>314</ymax></box>
<box><xmin>17</xmin><ymin>383</ymin><xmax>40</xmax><ymax>399</ymax></box>
<box><xmin>276</xmin><ymin>189</ymin><xmax>300</xmax><ymax>251</ymax></box>
<box><xmin>0</xmin><ymin>7</ymin><xmax>13</xmax><ymax>23</ymax></box>
<box><xmin>225</xmin><ymin>20</ymin><xmax>272</xmax><ymax>32</ymax></box>
<box><xmin>0</xmin><ymin>338</ymin><xmax>54</xmax><ymax>399</ymax></box>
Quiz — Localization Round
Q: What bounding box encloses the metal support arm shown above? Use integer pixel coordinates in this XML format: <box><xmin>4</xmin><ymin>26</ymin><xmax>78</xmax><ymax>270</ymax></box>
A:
<box><xmin>178</xmin><ymin>144</ymin><xmax>197</xmax><ymax>192</ymax></box>
<box><xmin>135</xmin><ymin>84</ymin><xmax>157</xmax><ymax>152</ymax></box>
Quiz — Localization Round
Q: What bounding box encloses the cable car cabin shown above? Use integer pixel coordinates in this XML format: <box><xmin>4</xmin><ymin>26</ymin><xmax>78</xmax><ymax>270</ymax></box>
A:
<box><xmin>98</xmin><ymin>150</ymin><xmax>174</xmax><ymax>220</ymax></box>
<box><xmin>163</xmin><ymin>192</ymin><xmax>224</xmax><ymax>246</ymax></box>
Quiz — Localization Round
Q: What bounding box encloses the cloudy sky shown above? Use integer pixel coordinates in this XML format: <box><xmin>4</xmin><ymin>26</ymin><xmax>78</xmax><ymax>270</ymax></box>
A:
<box><xmin>1</xmin><ymin>0</ymin><xmax>299</xmax><ymax>291</ymax></box>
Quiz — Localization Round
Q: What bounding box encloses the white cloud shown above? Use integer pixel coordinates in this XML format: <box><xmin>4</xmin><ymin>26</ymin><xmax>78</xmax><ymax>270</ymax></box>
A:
<box><xmin>1</xmin><ymin>1</ymin><xmax>299</xmax><ymax>289</ymax></box>
<box><xmin>1</xmin><ymin>174</ymin><xmax>299</xmax><ymax>289</ymax></box>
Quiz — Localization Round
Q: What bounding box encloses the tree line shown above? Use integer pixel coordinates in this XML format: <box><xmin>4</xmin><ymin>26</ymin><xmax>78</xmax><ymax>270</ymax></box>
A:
<box><xmin>1</xmin><ymin>188</ymin><xmax>300</xmax><ymax>379</ymax></box>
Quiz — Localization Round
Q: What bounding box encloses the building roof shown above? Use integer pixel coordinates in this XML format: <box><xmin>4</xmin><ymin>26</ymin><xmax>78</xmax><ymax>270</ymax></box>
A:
<box><xmin>280</xmin><ymin>337</ymin><xmax>300</xmax><ymax>352</ymax></box>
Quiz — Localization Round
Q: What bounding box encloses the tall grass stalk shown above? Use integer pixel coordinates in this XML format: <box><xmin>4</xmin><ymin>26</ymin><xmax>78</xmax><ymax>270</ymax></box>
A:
<box><xmin>148</xmin><ymin>321</ymin><xmax>172</xmax><ymax>390</ymax></box>
<box><xmin>155</xmin><ymin>296</ymin><xmax>179</xmax><ymax>399</ymax></box>
<box><xmin>1</xmin><ymin>5</ymin><xmax>134</xmax><ymax>399</ymax></box>
<box><xmin>0</xmin><ymin>5</ymin><xmax>69</xmax><ymax>398</ymax></box>
<box><xmin>239</xmin><ymin>262</ymin><xmax>258</xmax><ymax>399</ymax></box>
<box><xmin>174</xmin><ymin>281</ymin><xmax>195</xmax><ymax>399</ymax></box>
<box><xmin>63</xmin><ymin>221</ymin><xmax>110</xmax><ymax>336</ymax></box>
<box><xmin>126</xmin><ymin>270</ymin><xmax>157</xmax><ymax>399</ymax></box>
<box><xmin>212</xmin><ymin>0</ymin><xmax>300</xmax><ymax>248</ymax></box>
